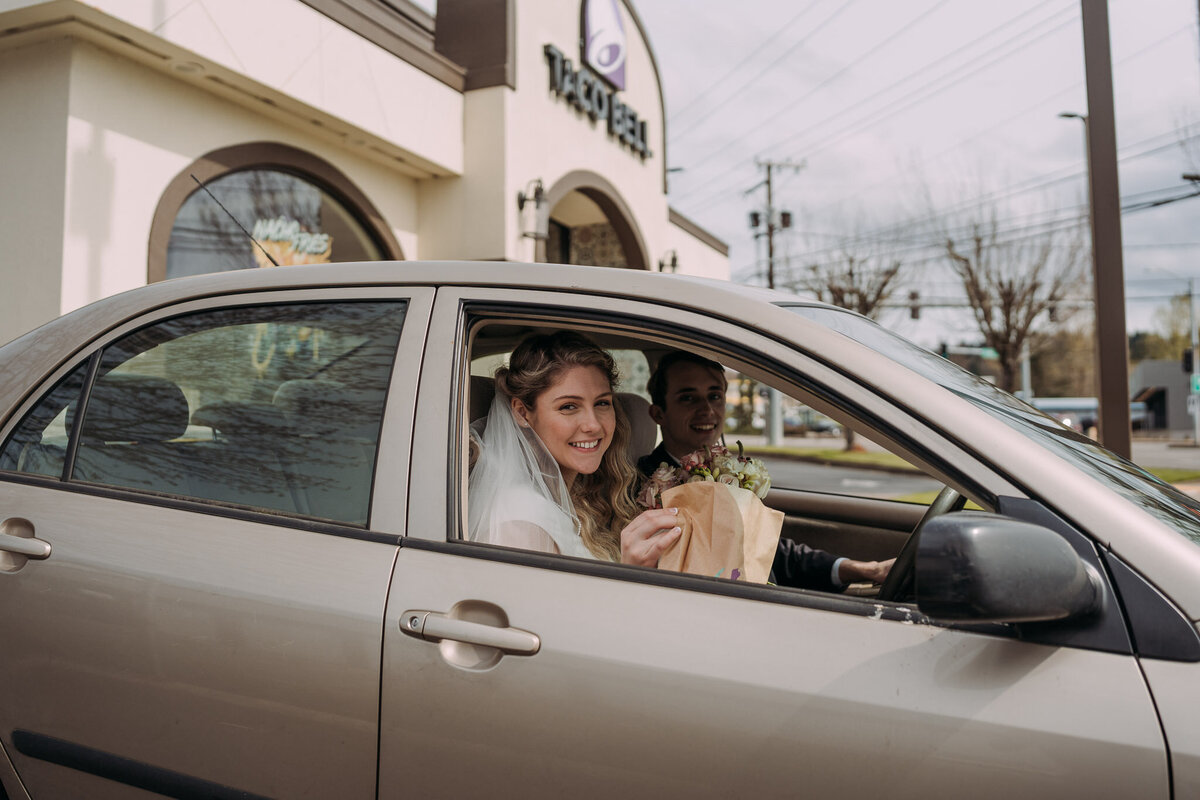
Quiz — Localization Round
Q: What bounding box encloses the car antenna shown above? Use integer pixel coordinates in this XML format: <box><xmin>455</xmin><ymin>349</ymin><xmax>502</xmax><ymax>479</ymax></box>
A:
<box><xmin>189</xmin><ymin>174</ymin><xmax>280</xmax><ymax>267</ymax></box>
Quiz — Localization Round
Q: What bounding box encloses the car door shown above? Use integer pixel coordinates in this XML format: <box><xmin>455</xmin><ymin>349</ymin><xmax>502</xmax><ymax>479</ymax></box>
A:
<box><xmin>0</xmin><ymin>287</ymin><xmax>431</xmax><ymax>799</ymax></box>
<box><xmin>378</xmin><ymin>287</ymin><xmax>1167</xmax><ymax>799</ymax></box>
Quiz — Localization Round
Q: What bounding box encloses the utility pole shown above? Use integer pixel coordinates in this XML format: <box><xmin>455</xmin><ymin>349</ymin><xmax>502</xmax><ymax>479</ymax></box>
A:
<box><xmin>748</xmin><ymin>158</ymin><xmax>803</xmax><ymax>445</ymax></box>
<box><xmin>1080</xmin><ymin>0</ymin><xmax>1132</xmax><ymax>459</ymax></box>
<box><xmin>750</xmin><ymin>158</ymin><xmax>804</xmax><ymax>291</ymax></box>
<box><xmin>1191</xmin><ymin>277</ymin><xmax>1199</xmax><ymax>445</ymax></box>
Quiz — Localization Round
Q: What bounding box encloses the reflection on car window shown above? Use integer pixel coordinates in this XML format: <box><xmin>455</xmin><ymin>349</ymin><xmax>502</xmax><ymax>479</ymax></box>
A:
<box><xmin>3</xmin><ymin>302</ymin><xmax>406</xmax><ymax>525</ymax></box>
<box><xmin>0</xmin><ymin>361</ymin><xmax>91</xmax><ymax>478</ymax></box>
<box><xmin>782</xmin><ymin>304</ymin><xmax>1200</xmax><ymax>544</ymax></box>
<box><xmin>725</xmin><ymin>370</ymin><xmax>935</xmax><ymax>505</ymax></box>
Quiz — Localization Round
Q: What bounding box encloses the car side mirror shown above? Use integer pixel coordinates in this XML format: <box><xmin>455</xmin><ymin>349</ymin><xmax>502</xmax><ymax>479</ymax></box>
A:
<box><xmin>915</xmin><ymin>512</ymin><xmax>1103</xmax><ymax>624</ymax></box>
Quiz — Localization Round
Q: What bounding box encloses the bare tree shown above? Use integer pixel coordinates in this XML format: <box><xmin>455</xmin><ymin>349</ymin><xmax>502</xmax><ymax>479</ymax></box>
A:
<box><xmin>944</xmin><ymin>207</ymin><xmax>1087</xmax><ymax>393</ymax></box>
<box><xmin>782</xmin><ymin>230</ymin><xmax>905</xmax><ymax>450</ymax></box>
<box><xmin>789</xmin><ymin>253</ymin><xmax>903</xmax><ymax>319</ymax></box>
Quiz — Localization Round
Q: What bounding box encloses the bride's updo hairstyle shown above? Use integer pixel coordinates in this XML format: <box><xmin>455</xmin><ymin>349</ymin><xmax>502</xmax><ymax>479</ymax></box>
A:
<box><xmin>496</xmin><ymin>330</ymin><xmax>640</xmax><ymax>561</ymax></box>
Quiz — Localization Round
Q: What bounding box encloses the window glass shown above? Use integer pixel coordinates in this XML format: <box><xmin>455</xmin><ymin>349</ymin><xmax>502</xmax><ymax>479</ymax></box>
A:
<box><xmin>167</xmin><ymin>169</ymin><xmax>383</xmax><ymax>278</ymax></box>
<box><xmin>782</xmin><ymin>303</ymin><xmax>1200</xmax><ymax>543</ymax></box>
<box><xmin>66</xmin><ymin>301</ymin><xmax>405</xmax><ymax>524</ymax></box>
<box><xmin>723</xmin><ymin>369</ymin><xmax>936</xmax><ymax>504</ymax></box>
<box><xmin>462</xmin><ymin>321</ymin><xmax>944</xmax><ymax>598</ymax></box>
<box><xmin>0</xmin><ymin>361</ymin><xmax>91</xmax><ymax>478</ymax></box>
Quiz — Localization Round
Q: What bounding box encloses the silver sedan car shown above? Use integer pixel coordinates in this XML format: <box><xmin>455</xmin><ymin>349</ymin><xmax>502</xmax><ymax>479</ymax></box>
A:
<box><xmin>0</xmin><ymin>261</ymin><xmax>1196</xmax><ymax>799</ymax></box>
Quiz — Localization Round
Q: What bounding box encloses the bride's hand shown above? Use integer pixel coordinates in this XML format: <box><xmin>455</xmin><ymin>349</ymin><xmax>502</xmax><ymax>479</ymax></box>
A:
<box><xmin>620</xmin><ymin>507</ymin><xmax>683</xmax><ymax>567</ymax></box>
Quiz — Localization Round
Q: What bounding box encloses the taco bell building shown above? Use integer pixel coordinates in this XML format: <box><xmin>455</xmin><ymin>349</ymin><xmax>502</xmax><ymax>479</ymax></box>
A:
<box><xmin>0</xmin><ymin>0</ymin><xmax>729</xmax><ymax>346</ymax></box>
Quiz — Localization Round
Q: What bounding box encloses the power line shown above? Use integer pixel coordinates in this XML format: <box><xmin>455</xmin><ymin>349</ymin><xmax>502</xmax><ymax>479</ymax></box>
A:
<box><xmin>816</xmin><ymin>21</ymin><xmax>1198</xmax><ymax>212</ymax></box>
<box><xmin>673</xmin><ymin>1</ymin><xmax>1078</xmax><ymax>212</ymax></box>
<box><xmin>671</xmin><ymin>0</ymin><xmax>947</xmax><ymax>145</ymax></box>
<box><xmin>782</xmin><ymin>126</ymin><xmax>1200</xmax><ymax>263</ymax></box>
<box><xmin>667</xmin><ymin>0</ymin><xmax>825</xmax><ymax>128</ymax></box>
<box><xmin>737</xmin><ymin>182</ymin><xmax>1200</xmax><ymax>280</ymax></box>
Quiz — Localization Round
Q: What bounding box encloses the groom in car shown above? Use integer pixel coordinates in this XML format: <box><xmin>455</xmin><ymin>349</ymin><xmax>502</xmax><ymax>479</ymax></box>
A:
<box><xmin>637</xmin><ymin>350</ymin><xmax>893</xmax><ymax>591</ymax></box>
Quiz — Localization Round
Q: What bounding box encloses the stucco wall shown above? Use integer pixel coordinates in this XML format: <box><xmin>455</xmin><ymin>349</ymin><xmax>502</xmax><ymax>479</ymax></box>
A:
<box><xmin>503</xmin><ymin>0</ymin><xmax>668</xmax><ymax>266</ymax></box>
<box><xmin>666</xmin><ymin>217</ymin><xmax>731</xmax><ymax>280</ymax></box>
<box><xmin>57</xmin><ymin>0</ymin><xmax>466</xmax><ymax>176</ymax></box>
<box><xmin>0</xmin><ymin>40</ymin><xmax>71</xmax><ymax>346</ymax></box>
<box><xmin>5</xmin><ymin>37</ymin><xmax>421</xmax><ymax>342</ymax></box>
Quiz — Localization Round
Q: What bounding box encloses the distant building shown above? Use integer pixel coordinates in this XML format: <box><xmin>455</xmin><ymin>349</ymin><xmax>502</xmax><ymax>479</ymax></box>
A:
<box><xmin>1131</xmin><ymin>360</ymin><xmax>1192</xmax><ymax>434</ymax></box>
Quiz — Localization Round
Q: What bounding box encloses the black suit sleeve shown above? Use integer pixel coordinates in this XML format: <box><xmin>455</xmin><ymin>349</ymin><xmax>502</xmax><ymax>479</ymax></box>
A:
<box><xmin>771</xmin><ymin>537</ymin><xmax>841</xmax><ymax>592</ymax></box>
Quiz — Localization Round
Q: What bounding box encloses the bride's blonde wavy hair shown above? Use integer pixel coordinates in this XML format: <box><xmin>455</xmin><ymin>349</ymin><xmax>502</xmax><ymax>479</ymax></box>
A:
<box><xmin>495</xmin><ymin>331</ymin><xmax>641</xmax><ymax>561</ymax></box>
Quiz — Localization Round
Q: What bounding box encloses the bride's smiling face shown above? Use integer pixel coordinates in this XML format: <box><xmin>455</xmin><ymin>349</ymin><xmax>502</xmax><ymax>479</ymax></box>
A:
<box><xmin>513</xmin><ymin>365</ymin><xmax>615</xmax><ymax>485</ymax></box>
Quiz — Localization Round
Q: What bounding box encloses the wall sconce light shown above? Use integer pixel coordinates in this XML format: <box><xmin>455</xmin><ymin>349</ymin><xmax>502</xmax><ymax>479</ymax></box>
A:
<box><xmin>658</xmin><ymin>250</ymin><xmax>678</xmax><ymax>272</ymax></box>
<box><xmin>517</xmin><ymin>178</ymin><xmax>549</xmax><ymax>241</ymax></box>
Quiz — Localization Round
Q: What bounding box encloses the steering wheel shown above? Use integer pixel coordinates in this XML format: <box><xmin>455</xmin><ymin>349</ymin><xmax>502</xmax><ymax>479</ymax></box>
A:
<box><xmin>876</xmin><ymin>486</ymin><xmax>966</xmax><ymax>602</ymax></box>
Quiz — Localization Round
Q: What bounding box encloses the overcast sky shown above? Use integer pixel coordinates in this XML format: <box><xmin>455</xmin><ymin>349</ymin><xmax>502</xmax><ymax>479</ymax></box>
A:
<box><xmin>415</xmin><ymin>0</ymin><xmax>1200</xmax><ymax>345</ymax></box>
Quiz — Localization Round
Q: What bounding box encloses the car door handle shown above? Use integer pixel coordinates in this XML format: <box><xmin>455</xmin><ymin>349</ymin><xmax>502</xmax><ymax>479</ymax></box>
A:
<box><xmin>0</xmin><ymin>518</ymin><xmax>50</xmax><ymax>560</ymax></box>
<box><xmin>400</xmin><ymin>609</ymin><xmax>540</xmax><ymax>655</ymax></box>
<box><xmin>0</xmin><ymin>536</ymin><xmax>51</xmax><ymax>559</ymax></box>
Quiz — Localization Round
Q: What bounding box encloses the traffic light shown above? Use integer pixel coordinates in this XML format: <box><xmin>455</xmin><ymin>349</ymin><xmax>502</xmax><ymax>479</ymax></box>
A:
<box><xmin>909</xmin><ymin>290</ymin><xmax>920</xmax><ymax>320</ymax></box>
<box><xmin>1185</xmin><ymin>347</ymin><xmax>1194</xmax><ymax>373</ymax></box>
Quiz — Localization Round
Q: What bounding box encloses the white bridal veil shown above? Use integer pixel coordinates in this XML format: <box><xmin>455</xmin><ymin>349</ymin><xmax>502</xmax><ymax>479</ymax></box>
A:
<box><xmin>467</xmin><ymin>390</ymin><xmax>594</xmax><ymax>559</ymax></box>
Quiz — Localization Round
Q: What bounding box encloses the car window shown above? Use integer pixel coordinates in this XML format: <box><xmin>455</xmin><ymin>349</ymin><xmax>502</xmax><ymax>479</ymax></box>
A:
<box><xmin>1</xmin><ymin>301</ymin><xmax>406</xmax><ymax>525</ymax></box>
<box><xmin>459</xmin><ymin>319</ymin><xmax>960</xmax><ymax>604</ymax></box>
<box><xmin>725</xmin><ymin>370</ymin><xmax>937</xmax><ymax>505</ymax></box>
<box><xmin>0</xmin><ymin>361</ymin><xmax>92</xmax><ymax>478</ymax></box>
<box><xmin>782</xmin><ymin>303</ymin><xmax>1200</xmax><ymax>544</ymax></box>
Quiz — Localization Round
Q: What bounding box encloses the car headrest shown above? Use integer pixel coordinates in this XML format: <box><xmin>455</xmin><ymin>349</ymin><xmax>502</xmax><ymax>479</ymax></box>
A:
<box><xmin>615</xmin><ymin>393</ymin><xmax>656</xmax><ymax>463</ymax></box>
<box><xmin>193</xmin><ymin>402</ymin><xmax>290</xmax><ymax>440</ymax></box>
<box><xmin>72</xmin><ymin>373</ymin><xmax>189</xmax><ymax>443</ymax></box>
<box><xmin>272</xmin><ymin>379</ymin><xmax>377</xmax><ymax>438</ymax></box>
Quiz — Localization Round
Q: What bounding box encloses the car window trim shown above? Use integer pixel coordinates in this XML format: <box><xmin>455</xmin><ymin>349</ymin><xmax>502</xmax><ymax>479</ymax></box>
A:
<box><xmin>60</xmin><ymin>349</ymin><xmax>101</xmax><ymax>483</ymax></box>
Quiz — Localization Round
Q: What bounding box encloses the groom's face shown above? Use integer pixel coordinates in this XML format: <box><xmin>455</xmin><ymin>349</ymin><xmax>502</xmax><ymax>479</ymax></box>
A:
<box><xmin>650</xmin><ymin>361</ymin><xmax>727</xmax><ymax>456</ymax></box>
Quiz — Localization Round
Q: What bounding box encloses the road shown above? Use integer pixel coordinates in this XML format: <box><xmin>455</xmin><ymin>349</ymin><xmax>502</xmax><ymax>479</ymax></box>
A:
<box><xmin>760</xmin><ymin>457</ymin><xmax>940</xmax><ymax>499</ymax></box>
<box><xmin>743</xmin><ymin>432</ymin><xmax>1200</xmax><ymax>471</ymax></box>
<box><xmin>736</xmin><ymin>433</ymin><xmax>1200</xmax><ymax>501</ymax></box>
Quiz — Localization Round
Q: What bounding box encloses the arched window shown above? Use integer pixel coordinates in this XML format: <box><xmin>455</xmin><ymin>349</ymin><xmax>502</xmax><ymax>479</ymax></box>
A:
<box><xmin>150</xmin><ymin>143</ymin><xmax>402</xmax><ymax>282</ymax></box>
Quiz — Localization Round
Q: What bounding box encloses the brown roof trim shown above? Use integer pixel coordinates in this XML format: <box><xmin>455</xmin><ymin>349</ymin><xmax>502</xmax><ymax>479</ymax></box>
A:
<box><xmin>669</xmin><ymin>208</ymin><xmax>728</xmax><ymax>256</ymax></box>
<box><xmin>434</xmin><ymin>0</ymin><xmax>516</xmax><ymax>90</ymax></box>
<box><xmin>298</xmin><ymin>0</ymin><xmax>466</xmax><ymax>91</ymax></box>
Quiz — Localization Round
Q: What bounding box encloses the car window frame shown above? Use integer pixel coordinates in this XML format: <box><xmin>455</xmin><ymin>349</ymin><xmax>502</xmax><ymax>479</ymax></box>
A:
<box><xmin>407</xmin><ymin>287</ymin><xmax>1032</xmax><ymax>622</ymax></box>
<box><xmin>0</xmin><ymin>287</ymin><xmax>434</xmax><ymax>542</ymax></box>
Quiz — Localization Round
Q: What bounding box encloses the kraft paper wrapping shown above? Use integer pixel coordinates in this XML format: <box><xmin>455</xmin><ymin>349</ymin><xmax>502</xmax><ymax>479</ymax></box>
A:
<box><xmin>657</xmin><ymin>481</ymin><xmax>783</xmax><ymax>583</ymax></box>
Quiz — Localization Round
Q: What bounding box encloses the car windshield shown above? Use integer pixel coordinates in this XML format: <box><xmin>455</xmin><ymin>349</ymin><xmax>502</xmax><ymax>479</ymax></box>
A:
<box><xmin>783</xmin><ymin>304</ymin><xmax>1200</xmax><ymax>546</ymax></box>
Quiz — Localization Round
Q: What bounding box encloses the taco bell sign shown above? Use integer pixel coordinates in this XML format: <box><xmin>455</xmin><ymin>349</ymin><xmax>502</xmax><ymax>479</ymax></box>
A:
<box><xmin>542</xmin><ymin>0</ymin><xmax>650</xmax><ymax>160</ymax></box>
<box><xmin>584</xmin><ymin>0</ymin><xmax>625</xmax><ymax>91</ymax></box>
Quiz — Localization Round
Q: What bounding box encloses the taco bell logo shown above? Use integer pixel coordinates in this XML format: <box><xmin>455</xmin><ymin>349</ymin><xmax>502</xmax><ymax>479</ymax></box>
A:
<box><xmin>583</xmin><ymin>0</ymin><xmax>626</xmax><ymax>91</ymax></box>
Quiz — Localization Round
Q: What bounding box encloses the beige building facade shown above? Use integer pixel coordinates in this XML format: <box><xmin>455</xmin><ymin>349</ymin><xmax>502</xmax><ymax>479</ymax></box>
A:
<box><xmin>0</xmin><ymin>0</ymin><xmax>728</xmax><ymax>346</ymax></box>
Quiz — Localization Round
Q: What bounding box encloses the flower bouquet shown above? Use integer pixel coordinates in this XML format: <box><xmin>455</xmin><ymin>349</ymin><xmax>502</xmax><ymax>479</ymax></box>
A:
<box><xmin>638</xmin><ymin>444</ymin><xmax>782</xmax><ymax>583</ymax></box>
